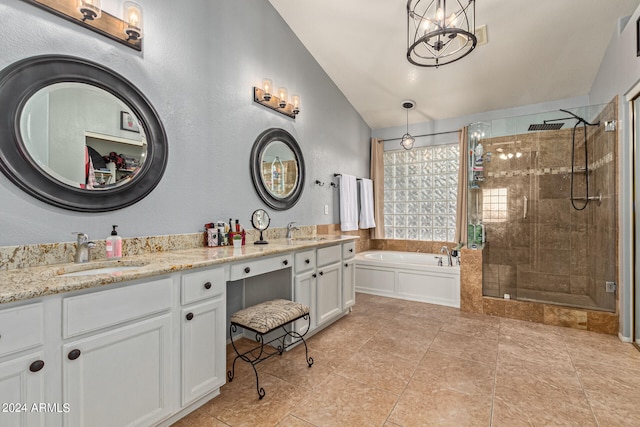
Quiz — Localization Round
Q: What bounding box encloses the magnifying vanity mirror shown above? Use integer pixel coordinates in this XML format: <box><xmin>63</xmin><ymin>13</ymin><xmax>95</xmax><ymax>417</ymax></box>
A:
<box><xmin>250</xmin><ymin>128</ymin><xmax>305</xmax><ymax>210</ymax></box>
<box><xmin>251</xmin><ymin>209</ymin><xmax>271</xmax><ymax>245</ymax></box>
<box><xmin>0</xmin><ymin>55</ymin><xmax>168</xmax><ymax>212</ymax></box>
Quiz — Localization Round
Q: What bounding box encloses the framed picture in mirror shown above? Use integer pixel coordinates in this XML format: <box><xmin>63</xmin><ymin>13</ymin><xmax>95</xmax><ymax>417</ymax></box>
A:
<box><xmin>121</xmin><ymin>111</ymin><xmax>140</xmax><ymax>133</ymax></box>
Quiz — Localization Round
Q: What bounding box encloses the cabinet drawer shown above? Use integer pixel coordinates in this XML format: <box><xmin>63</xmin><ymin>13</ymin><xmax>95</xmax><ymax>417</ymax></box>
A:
<box><xmin>0</xmin><ymin>303</ymin><xmax>44</xmax><ymax>357</ymax></box>
<box><xmin>181</xmin><ymin>267</ymin><xmax>225</xmax><ymax>305</ymax></box>
<box><xmin>342</xmin><ymin>241</ymin><xmax>356</xmax><ymax>259</ymax></box>
<box><xmin>63</xmin><ymin>277</ymin><xmax>173</xmax><ymax>338</ymax></box>
<box><xmin>230</xmin><ymin>254</ymin><xmax>293</xmax><ymax>281</ymax></box>
<box><xmin>317</xmin><ymin>245</ymin><xmax>341</xmax><ymax>267</ymax></box>
<box><xmin>294</xmin><ymin>250</ymin><xmax>316</xmax><ymax>273</ymax></box>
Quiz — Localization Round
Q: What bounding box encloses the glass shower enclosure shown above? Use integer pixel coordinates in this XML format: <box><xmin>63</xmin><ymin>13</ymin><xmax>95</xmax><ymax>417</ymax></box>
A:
<box><xmin>467</xmin><ymin>100</ymin><xmax>617</xmax><ymax>312</ymax></box>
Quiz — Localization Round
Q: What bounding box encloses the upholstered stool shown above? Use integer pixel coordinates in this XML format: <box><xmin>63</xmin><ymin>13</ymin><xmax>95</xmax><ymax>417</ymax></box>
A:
<box><xmin>227</xmin><ymin>299</ymin><xmax>313</xmax><ymax>399</ymax></box>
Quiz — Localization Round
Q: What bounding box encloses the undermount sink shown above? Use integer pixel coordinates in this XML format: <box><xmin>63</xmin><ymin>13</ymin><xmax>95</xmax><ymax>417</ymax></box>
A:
<box><xmin>58</xmin><ymin>263</ymin><xmax>148</xmax><ymax>277</ymax></box>
<box><xmin>292</xmin><ymin>237</ymin><xmax>326</xmax><ymax>242</ymax></box>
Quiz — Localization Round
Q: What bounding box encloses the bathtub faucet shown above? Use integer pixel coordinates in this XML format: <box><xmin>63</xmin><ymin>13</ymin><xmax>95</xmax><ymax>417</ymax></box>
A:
<box><xmin>440</xmin><ymin>246</ymin><xmax>453</xmax><ymax>267</ymax></box>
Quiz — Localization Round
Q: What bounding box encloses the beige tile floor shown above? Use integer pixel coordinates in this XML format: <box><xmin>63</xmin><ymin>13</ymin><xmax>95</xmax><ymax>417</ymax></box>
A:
<box><xmin>172</xmin><ymin>293</ymin><xmax>640</xmax><ymax>427</ymax></box>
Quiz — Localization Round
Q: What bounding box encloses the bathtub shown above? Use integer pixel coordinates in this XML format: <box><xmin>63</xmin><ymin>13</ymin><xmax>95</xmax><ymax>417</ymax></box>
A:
<box><xmin>355</xmin><ymin>250</ymin><xmax>460</xmax><ymax>308</ymax></box>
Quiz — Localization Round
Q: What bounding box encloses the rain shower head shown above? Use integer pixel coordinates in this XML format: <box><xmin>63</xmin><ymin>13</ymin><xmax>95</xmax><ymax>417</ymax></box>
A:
<box><xmin>528</xmin><ymin>123</ymin><xmax>564</xmax><ymax>131</ymax></box>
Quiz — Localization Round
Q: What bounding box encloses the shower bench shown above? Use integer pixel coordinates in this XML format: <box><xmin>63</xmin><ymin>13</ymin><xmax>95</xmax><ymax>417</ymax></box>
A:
<box><xmin>227</xmin><ymin>299</ymin><xmax>314</xmax><ymax>399</ymax></box>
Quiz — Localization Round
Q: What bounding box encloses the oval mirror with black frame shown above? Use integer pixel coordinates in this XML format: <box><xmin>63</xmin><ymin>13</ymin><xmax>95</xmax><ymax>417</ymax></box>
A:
<box><xmin>250</xmin><ymin>128</ymin><xmax>305</xmax><ymax>210</ymax></box>
<box><xmin>0</xmin><ymin>55</ymin><xmax>168</xmax><ymax>212</ymax></box>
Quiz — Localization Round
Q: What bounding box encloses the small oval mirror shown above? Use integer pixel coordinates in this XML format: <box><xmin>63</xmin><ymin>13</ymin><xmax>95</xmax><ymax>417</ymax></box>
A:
<box><xmin>251</xmin><ymin>209</ymin><xmax>270</xmax><ymax>231</ymax></box>
<box><xmin>250</xmin><ymin>128</ymin><xmax>305</xmax><ymax>210</ymax></box>
<box><xmin>251</xmin><ymin>209</ymin><xmax>270</xmax><ymax>245</ymax></box>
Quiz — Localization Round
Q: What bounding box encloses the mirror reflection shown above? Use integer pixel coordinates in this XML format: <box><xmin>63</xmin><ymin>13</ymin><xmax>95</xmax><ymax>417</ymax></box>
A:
<box><xmin>260</xmin><ymin>140</ymin><xmax>298</xmax><ymax>199</ymax></box>
<box><xmin>20</xmin><ymin>82</ymin><xmax>147</xmax><ymax>190</ymax></box>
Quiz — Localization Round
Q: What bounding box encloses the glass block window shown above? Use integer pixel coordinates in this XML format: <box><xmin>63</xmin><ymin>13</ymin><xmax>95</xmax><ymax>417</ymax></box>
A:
<box><xmin>383</xmin><ymin>144</ymin><xmax>459</xmax><ymax>241</ymax></box>
<box><xmin>482</xmin><ymin>188</ymin><xmax>508</xmax><ymax>222</ymax></box>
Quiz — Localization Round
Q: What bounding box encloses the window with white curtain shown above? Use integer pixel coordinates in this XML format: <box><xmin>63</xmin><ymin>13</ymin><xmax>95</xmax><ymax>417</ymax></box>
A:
<box><xmin>383</xmin><ymin>144</ymin><xmax>459</xmax><ymax>241</ymax></box>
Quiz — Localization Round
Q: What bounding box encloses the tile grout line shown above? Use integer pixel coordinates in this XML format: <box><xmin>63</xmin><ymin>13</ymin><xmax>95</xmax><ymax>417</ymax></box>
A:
<box><xmin>489</xmin><ymin>320</ymin><xmax>503</xmax><ymax>427</ymax></box>
<box><xmin>562</xmin><ymin>333</ymin><xmax>602</xmax><ymax>427</ymax></box>
<box><xmin>381</xmin><ymin>319</ymin><xmax>441</xmax><ymax>427</ymax></box>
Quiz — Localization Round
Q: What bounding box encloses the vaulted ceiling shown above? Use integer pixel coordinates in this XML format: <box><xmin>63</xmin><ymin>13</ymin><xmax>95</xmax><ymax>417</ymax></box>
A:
<box><xmin>269</xmin><ymin>0</ymin><xmax>640</xmax><ymax>129</ymax></box>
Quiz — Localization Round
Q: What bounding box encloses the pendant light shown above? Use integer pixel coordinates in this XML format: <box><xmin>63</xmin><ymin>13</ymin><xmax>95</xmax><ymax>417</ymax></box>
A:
<box><xmin>400</xmin><ymin>100</ymin><xmax>416</xmax><ymax>150</ymax></box>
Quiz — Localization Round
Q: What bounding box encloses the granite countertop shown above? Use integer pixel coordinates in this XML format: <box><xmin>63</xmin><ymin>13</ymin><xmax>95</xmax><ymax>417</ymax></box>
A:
<box><xmin>0</xmin><ymin>235</ymin><xmax>358</xmax><ymax>305</ymax></box>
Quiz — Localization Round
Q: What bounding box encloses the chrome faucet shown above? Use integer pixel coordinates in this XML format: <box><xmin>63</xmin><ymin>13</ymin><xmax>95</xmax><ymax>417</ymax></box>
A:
<box><xmin>440</xmin><ymin>245</ymin><xmax>452</xmax><ymax>267</ymax></box>
<box><xmin>286</xmin><ymin>221</ymin><xmax>299</xmax><ymax>239</ymax></box>
<box><xmin>73</xmin><ymin>232</ymin><xmax>96</xmax><ymax>263</ymax></box>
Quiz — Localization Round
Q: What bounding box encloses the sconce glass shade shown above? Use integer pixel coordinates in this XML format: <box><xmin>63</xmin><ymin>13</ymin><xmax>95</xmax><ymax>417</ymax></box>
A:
<box><xmin>400</xmin><ymin>134</ymin><xmax>415</xmax><ymax>150</ymax></box>
<box><xmin>292</xmin><ymin>95</ymin><xmax>301</xmax><ymax>115</ymax></box>
<box><xmin>262</xmin><ymin>78</ymin><xmax>273</xmax><ymax>101</ymax></box>
<box><xmin>278</xmin><ymin>87</ymin><xmax>288</xmax><ymax>108</ymax></box>
<box><xmin>77</xmin><ymin>0</ymin><xmax>102</xmax><ymax>21</ymax></box>
<box><xmin>123</xmin><ymin>1</ymin><xmax>144</xmax><ymax>40</ymax></box>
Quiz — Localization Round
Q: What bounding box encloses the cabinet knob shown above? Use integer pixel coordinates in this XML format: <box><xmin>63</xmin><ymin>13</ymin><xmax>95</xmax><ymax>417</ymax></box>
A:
<box><xmin>349</xmin><ymin>248</ymin><xmax>354</xmax><ymax>253</ymax></box>
<box><xmin>345</xmin><ymin>263</ymin><xmax>349</xmax><ymax>268</ymax></box>
<box><xmin>68</xmin><ymin>349</ymin><xmax>81</xmax><ymax>360</ymax></box>
<box><xmin>29</xmin><ymin>360</ymin><xmax>45</xmax><ymax>373</ymax></box>
<box><xmin>312</xmin><ymin>273</ymin><xmax>317</xmax><ymax>278</ymax></box>
<box><xmin>319</xmin><ymin>271</ymin><xmax>324</xmax><ymax>276</ymax></box>
<box><xmin>204</xmin><ymin>281</ymin><xmax>212</xmax><ymax>290</ymax></box>
<box><xmin>244</xmin><ymin>267</ymin><xmax>251</xmax><ymax>274</ymax></box>
<box><xmin>282</xmin><ymin>259</ymin><xmax>289</xmax><ymax>266</ymax></box>
<box><xmin>305</xmin><ymin>259</ymin><xmax>310</xmax><ymax>264</ymax></box>
<box><xmin>186</xmin><ymin>312</ymin><xmax>194</xmax><ymax>321</ymax></box>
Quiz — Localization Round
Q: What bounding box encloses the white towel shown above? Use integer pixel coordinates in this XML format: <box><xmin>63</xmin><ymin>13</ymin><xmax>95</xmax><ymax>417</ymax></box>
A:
<box><xmin>359</xmin><ymin>178</ymin><xmax>376</xmax><ymax>229</ymax></box>
<box><xmin>339</xmin><ymin>174</ymin><xmax>358</xmax><ymax>231</ymax></box>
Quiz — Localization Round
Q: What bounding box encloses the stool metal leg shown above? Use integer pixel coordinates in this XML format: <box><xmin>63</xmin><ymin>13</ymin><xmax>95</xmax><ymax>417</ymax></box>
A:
<box><xmin>226</xmin><ymin>313</ymin><xmax>314</xmax><ymax>399</ymax></box>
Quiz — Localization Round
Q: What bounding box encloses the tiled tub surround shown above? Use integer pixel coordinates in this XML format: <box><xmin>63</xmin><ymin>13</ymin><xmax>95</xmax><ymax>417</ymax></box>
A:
<box><xmin>355</xmin><ymin>250</ymin><xmax>461</xmax><ymax>307</ymax></box>
<box><xmin>475</xmin><ymin>99</ymin><xmax>618</xmax><ymax>313</ymax></box>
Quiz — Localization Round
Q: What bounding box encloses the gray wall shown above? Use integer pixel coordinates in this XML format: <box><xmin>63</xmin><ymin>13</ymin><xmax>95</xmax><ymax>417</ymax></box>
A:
<box><xmin>0</xmin><ymin>0</ymin><xmax>371</xmax><ymax>246</ymax></box>
<box><xmin>589</xmin><ymin>7</ymin><xmax>640</xmax><ymax>340</ymax></box>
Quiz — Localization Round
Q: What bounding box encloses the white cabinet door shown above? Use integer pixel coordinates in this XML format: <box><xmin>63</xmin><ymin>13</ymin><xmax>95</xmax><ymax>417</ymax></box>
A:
<box><xmin>316</xmin><ymin>262</ymin><xmax>342</xmax><ymax>327</ymax></box>
<box><xmin>62</xmin><ymin>314</ymin><xmax>172</xmax><ymax>427</ymax></box>
<box><xmin>293</xmin><ymin>270</ymin><xmax>316</xmax><ymax>334</ymax></box>
<box><xmin>0</xmin><ymin>352</ymin><xmax>46</xmax><ymax>427</ymax></box>
<box><xmin>342</xmin><ymin>259</ymin><xmax>356</xmax><ymax>310</ymax></box>
<box><xmin>181</xmin><ymin>296</ymin><xmax>226</xmax><ymax>406</ymax></box>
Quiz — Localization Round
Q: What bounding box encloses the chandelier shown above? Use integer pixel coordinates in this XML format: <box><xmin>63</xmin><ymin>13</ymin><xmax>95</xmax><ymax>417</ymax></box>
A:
<box><xmin>407</xmin><ymin>0</ymin><xmax>477</xmax><ymax>68</ymax></box>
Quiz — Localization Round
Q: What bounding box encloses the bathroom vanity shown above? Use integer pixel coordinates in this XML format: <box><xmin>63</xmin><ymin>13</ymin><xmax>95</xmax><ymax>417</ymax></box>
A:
<box><xmin>0</xmin><ymin>236</ymin><xmax>357</xmax><ymax>427</ymax></box>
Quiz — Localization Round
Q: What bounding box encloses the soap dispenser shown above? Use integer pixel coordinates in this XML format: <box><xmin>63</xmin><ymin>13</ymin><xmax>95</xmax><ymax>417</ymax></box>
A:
<box><xmin>106</xmin><ymin>225</ymin><xmax>122</xmax><ymax>259</ymax></box>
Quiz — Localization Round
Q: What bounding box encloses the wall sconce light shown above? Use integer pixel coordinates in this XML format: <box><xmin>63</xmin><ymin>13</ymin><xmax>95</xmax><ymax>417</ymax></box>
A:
<box><xmin>77</xmin><ymin>0</ymin><xmax>101</xmax><ymax>21</ymax></box>
<box><xmin>122</xmin><ymin>1</ymin><xmax>144</xmax><ymax>41</ymax></box>
<box><xmin>22</xmin><ymin>0</ymin><xmax>143</xmax><ymax>51</ymax></box>
<box><xmin>253</xmin><ymin>79</ymin><xmax>301</xmax><ymax>119</ymax></box>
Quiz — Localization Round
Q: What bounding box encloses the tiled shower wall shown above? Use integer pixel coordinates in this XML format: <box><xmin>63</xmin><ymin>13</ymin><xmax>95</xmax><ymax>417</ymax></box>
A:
<box><xmin>478</xmin><ymin>99</ymin><xmax>617</xmax><ymax>312</ymax></box>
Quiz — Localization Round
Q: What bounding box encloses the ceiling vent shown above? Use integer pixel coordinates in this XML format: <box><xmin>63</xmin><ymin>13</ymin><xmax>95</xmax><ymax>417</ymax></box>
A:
<box><xmin>475</xmin><ymin>25</ymin><xmax>488</xmax><ymax>46</ymax></box>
